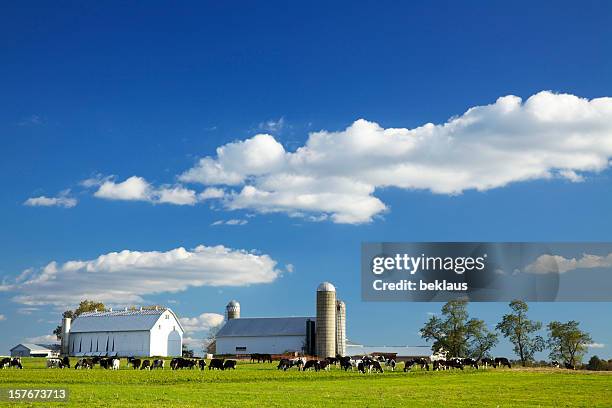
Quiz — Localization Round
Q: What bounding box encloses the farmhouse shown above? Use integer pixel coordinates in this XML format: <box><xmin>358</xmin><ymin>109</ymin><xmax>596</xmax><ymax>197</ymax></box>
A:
<box><xmin>60</xmin><ymin>307</ymin><xmax>184</xmax><ymax>357</ymax></box>
<box><xmin>215</xmin><ymin>282</ymin><xmax>347</xmax><ymax>357</ymax></box>
<box><xmin>10</xmin><ymin>343</ymin><xmax>60</xmax><ymax>358</ymax></box>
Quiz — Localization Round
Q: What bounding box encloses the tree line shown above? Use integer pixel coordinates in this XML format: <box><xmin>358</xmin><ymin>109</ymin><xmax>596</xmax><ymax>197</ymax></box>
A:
<box><xmin>420</xmin><ymin>299</ymin><xmax>598</xmax><ymax>368</ymax></box>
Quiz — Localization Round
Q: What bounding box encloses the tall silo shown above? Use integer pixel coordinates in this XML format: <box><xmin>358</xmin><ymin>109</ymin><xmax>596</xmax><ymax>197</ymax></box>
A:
<box><xmin>226</xmin><ymin>300</ymin><xmax>240</xmax><ymax>320</ymax></box>
<box><xmin>60</xmin><ymin>317</ymin><xmax>71</xmax><ymax>356</ymax></box>
<box><xmin>335</xmin><ymin>300</ymin><xmax>346</xmax><ymax>356</ymax></box>
<box><xmin>316</xmin><ymin>282</ymin><xmax>336</xmax><ymax>358</ymax></box>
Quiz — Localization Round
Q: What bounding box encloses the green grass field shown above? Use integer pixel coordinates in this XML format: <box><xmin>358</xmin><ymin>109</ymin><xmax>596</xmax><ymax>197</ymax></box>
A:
<box><xmin>0</xmin><ymin>358</ymin><xmax>610</xmax><ymax>407</ymax></box>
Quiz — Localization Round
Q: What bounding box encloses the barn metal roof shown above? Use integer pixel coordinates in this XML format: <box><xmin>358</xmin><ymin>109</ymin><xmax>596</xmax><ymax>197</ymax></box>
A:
<box><xmin>70</xmin><ymin>308</ymin><xmax>183</xmax><ymax>333</ymax></box>
<box><xmin>11</xmin><ymin>343</ymin><xmax>57</xmax><ymax>352</ymax></box>
<box><xmin>216</xmin><ymin>317</ymin><xmax>314</xmax><ymax>337</ymax></box>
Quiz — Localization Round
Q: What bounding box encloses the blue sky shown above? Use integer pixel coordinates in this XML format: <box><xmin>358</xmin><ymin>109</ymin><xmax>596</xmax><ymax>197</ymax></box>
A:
<box><xmin>1</xmin><ymin>1</ymin><xmax>612</xmax><ymax>359</ymax></box>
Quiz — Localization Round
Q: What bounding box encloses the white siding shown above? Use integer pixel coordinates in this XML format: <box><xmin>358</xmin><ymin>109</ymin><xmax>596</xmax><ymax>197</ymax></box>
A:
<box><xmin>216</xmin><ymin>335</ymin><xmax>306</xmax><ymax>355</ymax></box>
<box><xmin>149</xmin><ymin>311</ymin><xmax>183</xmax><ymax>357</ymax></box>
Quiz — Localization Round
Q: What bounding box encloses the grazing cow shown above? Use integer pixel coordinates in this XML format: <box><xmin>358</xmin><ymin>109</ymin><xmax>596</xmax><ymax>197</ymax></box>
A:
<box><xmin>551</xmin><ymin>360</ymin><xmax>560</xmax><ymax>368</ymax></box>
<box><xmin>446</xmin><ymin>358</ymin><xmax>464</xmax><ymax>370</ymax></box>
<box><xmin>494</xmin><ymin>357</ymin><xmax>511</xmax><ymax>369</ymax></box>
<box><xmin>150</xmin><ymin>359</ymin><xmax>164</xmax><ymax>370</ymax></box>
<box><xmin>357</xmin><ymin>362</ymin><xmax>366</xmax><ymax>374</ymax></box>
<box><xmin>302</xmin><ymin>360</ymin><xmax>321</xmax><ymax>371</ymax></box>
<box><xmin>480</xmin><ymin>358</ymin><xmax>494</xmax><ymax>368</ymax></box>
<box><xmin>170</xmin><ymin>358</ymin><xmax>196</xmax><ymax>370</ymax></box>
<box><xmin>404</xmin><ymin>358</ymin><xmax>429</xmax><ymax>372</ymax></box>
<box><xmin>209</xmin><ymin>358</ymin><xmax>225</xmax><ymax>370</ymax></box>
<box><xmin>385</xmin><ymin>359</ymin><xmax>396</xmax><ymax>371</ymax></box>
<box><xmin>127</xmin><ymin>357</ymin><xmax>141</xmax><ymax>370</ymax></box>
<box><xmin>140</xmin><ymin>360</ymin><xmax>151</xmax><ymax>370</ymax></box>
<box><xmin>462</xmin><ymin>358</ymin><xmax>479</xmax><ymax>369</ymax></box>
<box><xmin>75</xmin><ymin>358</ymin><xmax>93</xmax><ymax>369</ymax></box>
<box><xmin>326</xmin><ymin>357</ymin><xmax>339</xmax><ymax>366</ymax></box>
<box><xmin>111</xmin><ymin>358</ymin><xmax>120</xmax><ymax>370</ymax></box>
<box><xmin>370</xmin><ymin>360</ymin><xmax>384</xmax><ymax>373</ymax></box>
<box><xmin>339</xmin><ymin>356</ymin><xmax>352</xmax><ymax>371</ymax></box>
<box><xmin>61</xmin><ymin>357</ymin><xmax>70</xmax><ymax>369</ymax></box>
<box><xmin>99</xmin><ymin>358</ymin><xmax>112</xmax><ymax>369</ymax></box>
<box><xmin>223</xmin><ymin>360</ymin><xmax>237</xmax><ymax>370</ymax></box>
<box><xmin>7</xmin><ymin>358</ymin><xmax>23</xmax><ymax>369</ymax></box>
<box><xmin>47</xmin><ymin>358</ymin><xmax>64</xmax><ymax>369</ymax></box>
<box><xmin>277</xmin><ymin>359</ymin><xmax>290</xmax><ymax>370</ymax></box>
<box><xmin>564</xmin><ymin>362</ymin><xmax>575</xmax><ymax>370</ymax></box>
<box><xmin>0</xmin><ymin>358</ymin><xmax>9</xmax><ymax>369</ymax></box>
<box><xmin>198</xmin><ymin>359</ymin><xmax>206</xmax><ymax>370</ymax></box>
<box><xmin>319</xmin><ymin>361</ymin><xmax>331</xmax><ymax>371</ymax></box>
<box><xmin>250</xmin><ymin>353</ymin><xmax>272</xmax><ymax>363</ymax></box>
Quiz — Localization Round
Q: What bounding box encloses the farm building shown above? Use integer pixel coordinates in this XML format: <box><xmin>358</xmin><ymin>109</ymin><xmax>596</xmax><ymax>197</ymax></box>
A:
<box><xmin>215</xmin><ymin>282</ymin><xmax>346</xmax><ymax>357</ymax></box>
<box><xmin>60</xmin><ymin>307</ymin><xmax>183</xmax><ymax>357</ymax></box>
<box><xmin>345</xmin><ymin>341</ymin><xmax>431</xmax><ymax>361</ymax></box>
<box><xmin>10</xmin><ymin>343</ymin><xmax>60</xmax><ymax>358</ymax></box>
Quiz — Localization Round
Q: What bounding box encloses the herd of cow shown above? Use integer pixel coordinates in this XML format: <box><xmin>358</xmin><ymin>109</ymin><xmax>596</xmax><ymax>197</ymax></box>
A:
<box><xmin>275</xmin><ymin>355</ymin><xmax>514</xmax><ymax>374</ymax></box>
<box><xmin>38</xmin><ymin>356</ymin><xmax>238</xmax><ymax>371</ymax></box>
<box><xmin>4</xmin><ymin>352</ymin><xmax>572</xmax><ymax>373</ymax></box>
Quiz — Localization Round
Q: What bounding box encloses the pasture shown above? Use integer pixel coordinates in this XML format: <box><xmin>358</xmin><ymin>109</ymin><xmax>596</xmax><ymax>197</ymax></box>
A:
<box><xmin>0</xmin><ymin>358</ymin><xmax>610</xmax><ymax>407</ymax></box>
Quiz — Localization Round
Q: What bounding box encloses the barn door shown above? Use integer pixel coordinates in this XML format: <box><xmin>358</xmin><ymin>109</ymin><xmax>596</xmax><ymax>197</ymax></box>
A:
<box><xmin>167</xmin><ymin>330</ymin><xmax>181</xmax><ymax>357</ymax></box>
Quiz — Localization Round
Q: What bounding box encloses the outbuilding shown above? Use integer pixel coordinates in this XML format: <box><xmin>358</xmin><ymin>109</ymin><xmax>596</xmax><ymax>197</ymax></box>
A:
<box><xmin>10</xmin><ymin>343</ymin><xmax>60</xmax><ymax>358</ymax></box>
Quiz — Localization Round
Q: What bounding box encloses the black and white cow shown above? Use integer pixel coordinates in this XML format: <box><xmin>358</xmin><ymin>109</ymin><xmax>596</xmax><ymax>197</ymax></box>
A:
<box><xmin>302</xmin><ymin>360</ymin><xmax>321</xmax><ymax>371</ymax></box>
<box><xmin>223</xmin><ymin>360</ymin><xmax>237</xmax><ymax>370</ymax></box>
<box><xmin>494</xmin><ymin>357</ymin><xmax>511</xmax><ymax>369</ymax></box>
<box><xmin>480</xmin><ymin>358</ymin><xmax>494</xmax><ymax>368</ymax></box>
<box><xmin>151</xmin><ymin>359</ymin><xmax>164</xmax><ymax>370</ymax></box>
<box><xmin>209</xmin><ymin>358</ymin><xmax>225</xmax><ymax>370</ymax></box>
<box><xmin>127</xmin><ymin>357</ymin><xmax>141</xmax><ymax>370</ymax></box>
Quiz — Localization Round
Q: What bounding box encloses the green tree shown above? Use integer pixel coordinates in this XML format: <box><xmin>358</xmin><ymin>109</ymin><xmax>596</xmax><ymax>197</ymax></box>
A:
<box><xmin>496</xmin><ymin>300</ymin><xmax>545</xmax><ymax>366</ymax></box>
<box><xmin>586</xmin><ymin>355</ymin><xmax>608</xmax><ymax>371</ymax></box>
<box><xmin>547</xmin><ymin>320</ymin><xmax>592</xmax><ymax>366</ymax></box>
<box><xmin>420</xmin><ymin>299</ymin><xmax>495</xmax><ymax>358</ymax></box>
<box><xmin>53</xmin><ymin>300</ymin><xmax>106</xmax><ymax>339</ymax></box>
<box><xmin>468</xmin><ymin>319</ymin><xmax>499</xmax><ymax>360</ymax></box>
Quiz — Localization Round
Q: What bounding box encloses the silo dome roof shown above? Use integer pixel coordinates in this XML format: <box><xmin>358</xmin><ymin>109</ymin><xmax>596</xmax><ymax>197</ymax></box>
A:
<box><xmin>317</xmin><ymin>282</ymin><xmax>336</xmax><ymax>292</ymax></box>
<box><xmin>227</xmin><ymin>300</ymin><xmax>240</xmax><ymax>307</ymax></box>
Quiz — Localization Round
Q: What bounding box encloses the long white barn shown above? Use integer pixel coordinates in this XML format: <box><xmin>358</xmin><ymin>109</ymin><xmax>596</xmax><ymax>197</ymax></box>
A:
<box><xmin>65</xmin><ymin>308</ymin><xmax>183</xmax><ymax>357</ymax></box>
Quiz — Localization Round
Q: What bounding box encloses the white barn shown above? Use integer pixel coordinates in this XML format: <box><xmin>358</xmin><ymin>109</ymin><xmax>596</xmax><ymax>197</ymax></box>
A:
<box><xmin>65</xmin><ymin>308</ymin><xmax>183</xmax><ymax>357</ymax></box>
<box><xmin>215</xmin><ymin>317</ymin><xmax>314</xmax><ymax>355</ymax></box>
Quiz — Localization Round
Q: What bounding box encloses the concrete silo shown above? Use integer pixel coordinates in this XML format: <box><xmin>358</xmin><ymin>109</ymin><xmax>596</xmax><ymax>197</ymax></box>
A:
<box><xmin>316</xmin><ymin>282</ymin><xmax>336</xmax><ymax>358</ymax></box>
<box><xmin>226</xmin><ymin>300</ymin><xmax>240</xmax><ymax>320</ymax></box>
<box><xmin>335</xmin><ymin>300</ymin><xmax>346</xmax><ymax>356</ymax></box>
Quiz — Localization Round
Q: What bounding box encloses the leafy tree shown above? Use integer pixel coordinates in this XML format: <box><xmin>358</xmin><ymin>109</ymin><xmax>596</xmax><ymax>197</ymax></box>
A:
<box><xmin>182</xmin><ymin>344</ymin><xmax>194</xmax><ymax>358</ymax></box>
<box><xmin>203</xmin><ymin>323</ymin><xmax>223</xmax><ymax>355</ymax></box>
<box><xmin>53</xmin><ymin>300</ymin><xmax>106</xmax><ymax>340</ymax></box>
<box><xmin>468</xmin><ymin>319</ymin><xmax>499</xmax><ymax>360</ymax></box>
<box><xmin>586</xmin><ymin>355</ymin><xmax>609</xmax><ymax>371</ymax></box>
<box><xmin>547</xmin><ymin>320</ymin><xmax>592</xmax><ymax>366</ymax></box>
<box><xmin>420</xmin><ymin>299</ymin><xmax>496</xmax><ymax>358</ymax></box>
<box><xmin>496</xmin><ymin>300</ymin><xmax>545</xmax><ymax>366</ymax></box>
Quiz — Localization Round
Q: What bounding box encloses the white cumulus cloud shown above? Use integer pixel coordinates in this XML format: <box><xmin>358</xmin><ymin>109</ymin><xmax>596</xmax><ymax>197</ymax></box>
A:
<box><xmin>587</xmin><ymin>343</ymin><xmax>606</xmax><ymax>349</ymax></box>
<box><xmin>180</xmin><ymin>313</ymin><xmax>225</xmax><ymax>334</ymax></box>
<box><xmin>3</xmin><ymin>245</ymin><xmax>281</xmax><ymax>307</ymax></box>
<box><xmin>24</xmin><ymin>190</ymin><xmax>77</xmax><ymax>208</ymax></box>
<box><xmin>25</xmin><ymin>334</ymin><xmax>58</xmax><ymax>344</ymax></box>
<box><xmin>177</xmin><ymin>91</ymin><xmax>612</xmax><ymax>223</ymax></box>
<box><xmin>524</xmin><ymin>252</ymin><xmax>612</xmax><ymax>274</ymax></box>
<box><xmin>94</xmin><ymin>176</ymin><xmax>198</xmax><ymax>205</ymax></box>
